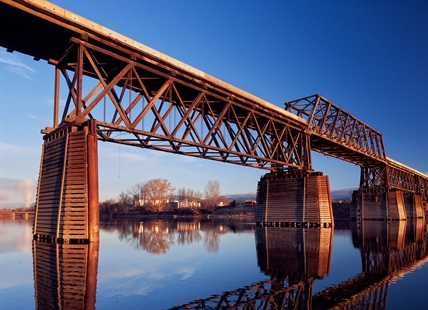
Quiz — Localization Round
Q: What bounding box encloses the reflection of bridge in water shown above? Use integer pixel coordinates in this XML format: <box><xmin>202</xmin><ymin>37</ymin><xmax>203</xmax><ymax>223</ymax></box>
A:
<box><xmin>170</xmin><ymin>219</ymin><xmax>427</xmax><ymax>309</ymax></box>
<box><xmin>31</xmin><ymin>218</ymin><xmax>428</xmax><ymax>309</ymax></box>
<box><xmin>8</xmin><ymin>211</ymin><xmax>35</xmax><ymax>219</ymax></box>
<box><xmin>171</xmin><ymin>226</ymin><xmax>333</xmax><ymax>309</ymax></box>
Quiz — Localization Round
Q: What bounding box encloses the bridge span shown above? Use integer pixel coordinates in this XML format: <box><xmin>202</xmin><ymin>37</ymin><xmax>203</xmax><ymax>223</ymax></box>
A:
<box><xmin>1</xmin><ymin>0</ymin><xmax>427</xmax><ymax>241</ymax></box>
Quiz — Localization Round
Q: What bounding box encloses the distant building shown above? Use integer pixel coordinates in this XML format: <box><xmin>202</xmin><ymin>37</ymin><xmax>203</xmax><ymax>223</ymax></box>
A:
<box><xmin>170</xmin><ymin>195</ymin><xmax>201</xmax><ymax>209</ymax></box>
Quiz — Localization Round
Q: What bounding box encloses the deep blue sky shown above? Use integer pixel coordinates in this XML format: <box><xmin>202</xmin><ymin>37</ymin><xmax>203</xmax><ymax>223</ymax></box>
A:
<box><xmin>1</xmin><ymin>0</ymin><xmax>427</xmax><ymax>208</ymax></box>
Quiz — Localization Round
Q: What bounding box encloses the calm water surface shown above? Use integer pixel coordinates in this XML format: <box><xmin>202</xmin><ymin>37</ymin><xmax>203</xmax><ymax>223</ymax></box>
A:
<box><xmin>1</xmin><ymin>218</ymin><xmax>427</xmax><ymax>309</ymax></box>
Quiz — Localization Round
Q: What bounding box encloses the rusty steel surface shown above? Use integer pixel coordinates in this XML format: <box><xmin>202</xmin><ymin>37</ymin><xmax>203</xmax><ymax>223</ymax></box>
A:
<box><xmin>1</xmin><ymin>0</ymin><xmax>427</xmax><ymax>198</ymax></box>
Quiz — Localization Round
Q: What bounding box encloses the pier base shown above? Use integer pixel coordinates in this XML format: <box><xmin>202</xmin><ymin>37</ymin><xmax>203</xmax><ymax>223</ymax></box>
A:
<box><xmin>255</xmin><ymin>171</ymin><xmax>333</xmax><ymax>227</ymax></box>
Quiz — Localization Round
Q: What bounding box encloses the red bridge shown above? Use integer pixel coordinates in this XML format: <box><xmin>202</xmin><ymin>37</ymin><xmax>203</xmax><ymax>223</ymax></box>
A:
<box><xmin>1</xmin><ymin>0</ymin><xmax>427</xmax><ymax>241</ymax></box>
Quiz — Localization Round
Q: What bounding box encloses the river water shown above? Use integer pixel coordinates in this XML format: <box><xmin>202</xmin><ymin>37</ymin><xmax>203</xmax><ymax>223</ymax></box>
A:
<box><xmin>1</xmin><ymin>218</ymin><xmax>427</xmax><ymax>309</ymax></box>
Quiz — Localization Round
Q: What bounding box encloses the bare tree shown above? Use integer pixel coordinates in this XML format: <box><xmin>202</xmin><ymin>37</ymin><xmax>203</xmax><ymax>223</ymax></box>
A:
<box><xmin>176</xmin><ymin>187</ymin><xmax>202</xmax><ymax>209</ymax></box>
<box><xmin>127</xmin><ymin>182</ymin><xmax>149</xmax><ymax>207</ymax></box>
<box><xmin>145</xmin><ymin>178</ymin><xmax>175</xmax><ymax>212</ymax></box>
<box><xmin>204</xmin><ymin>180</ymin><xmax>221</xmax><ymax>210</ymax></box>
<box><xmin>177</xmin><ymin>187</ymin><xmax>187</xmax><ymax>206</ymax></box>
<box><xmin>190</xmin><ymin>189</ymin><xmax>203</xmax><ymax>208</ymax></box>
<box><xmin>117</xmin><ymin>190</ymin><xmax>133</xmax><ymax>207</ymax></box>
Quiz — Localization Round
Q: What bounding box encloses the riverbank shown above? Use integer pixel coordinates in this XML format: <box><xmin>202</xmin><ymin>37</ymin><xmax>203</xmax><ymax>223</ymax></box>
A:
<box><xmin>112</xmin><ymin>205</ymin><xmax>256</xmax><ymax>220</ymax></box>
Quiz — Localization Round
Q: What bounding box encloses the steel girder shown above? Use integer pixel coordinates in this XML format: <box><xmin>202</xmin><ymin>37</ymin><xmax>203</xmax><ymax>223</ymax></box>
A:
<box><xmin>285</xmin><ymin>94</ymin><xmax>386</xmax><ymax>165</ymax></box>
<box><xmin>48</xmin><ymin>38</ymin><xmax>312</xmax><ymax>171</ymax></box>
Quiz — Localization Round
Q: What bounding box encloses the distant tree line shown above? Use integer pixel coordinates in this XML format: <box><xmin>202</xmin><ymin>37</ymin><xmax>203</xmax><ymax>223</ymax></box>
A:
<box><xmin>99</xmin><ymin>179</ymin><xmax>230</xmax><ymax>218</ymax></box>
<box><xmin>0</xmin><ymin>205</ymin><xmax>35</xmax><ymax>215</ymax></box>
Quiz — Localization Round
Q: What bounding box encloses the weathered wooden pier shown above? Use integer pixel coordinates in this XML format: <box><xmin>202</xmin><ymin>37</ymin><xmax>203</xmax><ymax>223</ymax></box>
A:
<box><xmin>255</xmin><ymin>171</ymin><xmax>333</xmax><ymax>227</ymax></box>
<box><xmin>33</xmin><ymin>120</ymin><xmax>99</xmax><ymax>242</ymax></box>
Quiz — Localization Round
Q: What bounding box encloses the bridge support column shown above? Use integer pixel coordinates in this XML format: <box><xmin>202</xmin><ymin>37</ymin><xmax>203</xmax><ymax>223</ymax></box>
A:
<box><xmin>34</xmin><ymin>120</ymin><xmax>99</xmax><ymax>242</ymax></box>
<box><xmin>255</xmin><ymin>171</ymin><xmax>333</xmax><ymax>227</ymax></box>
<box><xmin>352</xmin><ymin>190</ymin><xmax>408</xmax><ymax>220</ymax></box>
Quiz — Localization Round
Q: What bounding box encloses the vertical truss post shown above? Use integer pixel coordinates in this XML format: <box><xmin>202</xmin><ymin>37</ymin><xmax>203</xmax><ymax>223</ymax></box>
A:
<box><xmin>306</xmin><ymin>94</ymin><xmax>321</xmax><ymax>128</ymax></box>
<box><xmin>359</xmin><ymin>165</ymin><xmax>388</xmax><ymax>189</ymax></box>
<box><xmin>76</xmin><ymin>42</ymin><xmax>84</xmax><ymax>117</ymax></box>
<box><xmin>53</xmin><ymin>66</ymin><xmax>60</xmax><ymax>128</ymax></box>
<box><xmin>87</xmin><ymin>119</ymin><xmax>99</xmax><ymax>242</ymax></box>
<box><xmin>302</xmin><ymin>131</ymin><xmax>313</xmax><ymax>172</ymax></box>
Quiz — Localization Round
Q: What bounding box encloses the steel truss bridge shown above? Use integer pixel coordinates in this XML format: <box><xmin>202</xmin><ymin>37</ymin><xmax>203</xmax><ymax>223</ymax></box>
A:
<box><xmin>1</xmin><ymin>0</ymin><xmax>427</xmax><ymax>203</ymax></box>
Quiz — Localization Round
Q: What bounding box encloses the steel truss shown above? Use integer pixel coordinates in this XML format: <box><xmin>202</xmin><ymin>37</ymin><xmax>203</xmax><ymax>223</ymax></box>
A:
<box><xmin>170</xmin><ymin>277</ymin><xmax>313</xmax><ymax>309</ymax></box>
<box><xmin>49</xmin><ymin>38</ymin><xmax>311</xmax><ymax>171</ymax></box>
<box><xmin>284</xmin><ymin>95</ymin><xmax>427</xmax><ymax>201</ymax></box>
<box><xmin>361</xmin><ymin>243</ymin><xmax>425</xmax><ymax>275</ymax></box>
<box><xmin>285</xmin><ymin>94</ymin><xmax>386</xmax><ymax>165</ymax></box>
<box><xmin>360</xmin><ymin>165</ymin><xmax>428</xmax><ymax>201</ymax></box>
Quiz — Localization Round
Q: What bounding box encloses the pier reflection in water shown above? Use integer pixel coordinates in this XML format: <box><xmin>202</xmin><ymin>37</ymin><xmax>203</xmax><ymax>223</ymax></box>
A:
<box><xmin>172</xmin><ymin>226</ymin><xmax>333</xmax><ymax>309</ymax></box>
<box><xmin>33</xmin><ymin>241</ymin><xmax>99</xmax><ymax>310</ymax></box>
<box><xmin>313</xmin><ymin>218</ymin><xmax>428</xmax><ymax>309</ymax></box>
<box><xmin>30</xmin><ymin>218</ymin><xmax>428</xmax><ymax>309</ymax></box>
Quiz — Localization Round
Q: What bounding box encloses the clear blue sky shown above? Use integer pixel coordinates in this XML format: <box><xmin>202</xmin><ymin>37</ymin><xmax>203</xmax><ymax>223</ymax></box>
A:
<box><xmin>1</xmin><ymin>0</ymin><xmax>427</xmax><ymax>208</ymax></box>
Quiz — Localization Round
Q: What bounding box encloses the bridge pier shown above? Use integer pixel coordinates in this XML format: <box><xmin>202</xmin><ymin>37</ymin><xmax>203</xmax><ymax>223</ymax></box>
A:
<box><xmin>352</xmin><ymin>190</ymin><xmax>424</xmax><ymax>220</ymax></box>
<box><xmin>255</xmin><ymin>171</ymin><xmax>333</xmax><ymax>227</ymax></box>
<box><xmin>34</xmin><ymin>120</ymin><xmax>99</xmax><ymax>242</ymax></box>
